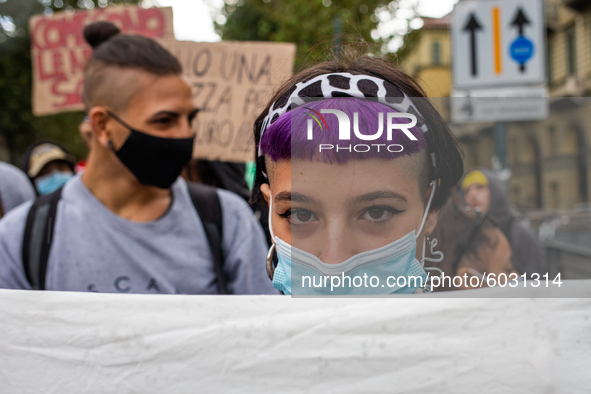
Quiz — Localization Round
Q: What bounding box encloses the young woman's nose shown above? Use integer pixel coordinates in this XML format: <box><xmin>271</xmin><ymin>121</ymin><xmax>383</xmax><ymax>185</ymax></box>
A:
<box><xmin>317</xmin><ymin>223</ymin><xmax>359</xmax><ymax>265</ymax></box>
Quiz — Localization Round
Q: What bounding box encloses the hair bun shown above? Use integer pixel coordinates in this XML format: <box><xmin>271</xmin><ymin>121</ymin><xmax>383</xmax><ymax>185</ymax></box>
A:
<box><xmin>83</xmin><ymin>21</ymin><xmax>121</xmax><ymax>49</ymax></box>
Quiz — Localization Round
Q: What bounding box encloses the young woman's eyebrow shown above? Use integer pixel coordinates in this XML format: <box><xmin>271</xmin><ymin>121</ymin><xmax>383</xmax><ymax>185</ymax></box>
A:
<box><xmin>274</xmin><ymin>191</ymin><xmax>320</xmax><ymax>205</ymax></box>
<box><xmin>349</xmin><ymin>190</ymin><xmax>408</xmax><ymax>205</ymax></box>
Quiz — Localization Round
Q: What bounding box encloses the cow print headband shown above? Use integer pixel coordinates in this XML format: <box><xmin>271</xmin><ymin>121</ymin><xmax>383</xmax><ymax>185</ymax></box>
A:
<box><xmin>258</xmin><ymin>72</ymin><xmax>430</xmax><ymax>158</ymax></box>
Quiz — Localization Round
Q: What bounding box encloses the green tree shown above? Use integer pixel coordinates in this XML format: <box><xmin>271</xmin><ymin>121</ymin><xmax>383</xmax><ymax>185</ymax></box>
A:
<box><xmin>216</xmin><ymin>0</ymin><xmax>402</xmax><ymax>69</ymax></box>
<box><xmin>0</xmin><ymin>0</ymin><xmax>138</xmax><ymax>165</ymax></box>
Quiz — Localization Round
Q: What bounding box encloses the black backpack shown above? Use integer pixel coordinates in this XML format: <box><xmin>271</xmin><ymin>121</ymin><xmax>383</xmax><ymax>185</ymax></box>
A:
<box><xmin>21</xmin><ymin>182</ymin><xmax>230</xmax><ymax>294</ymax></box>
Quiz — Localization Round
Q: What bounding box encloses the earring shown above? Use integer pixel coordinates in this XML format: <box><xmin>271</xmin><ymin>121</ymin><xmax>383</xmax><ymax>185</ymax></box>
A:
<box><xmin>422</xmin><ymin>234</ymin><xmax>444</xmax><ymax>264</ymax></box>
<box><xmin>421</xmin><ymin>234</ymin><xmax>445</xmax><ymax>293</ymax></box>
<box><xmin>266</xmin><ymin>243</ymin><xmax>276</xmax><ymax>280</ymax></box>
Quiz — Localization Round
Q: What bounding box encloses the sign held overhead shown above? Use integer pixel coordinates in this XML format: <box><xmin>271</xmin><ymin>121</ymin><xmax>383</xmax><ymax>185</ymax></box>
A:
<box><xmin>29</xmin><ymin>5</ymin><xmax>174</xmax><ymax>116</ymax></box>
<box><xmin>161</xmin><ymin>40</ymin><xmax>295</xmax><ymax>163</ymax></box>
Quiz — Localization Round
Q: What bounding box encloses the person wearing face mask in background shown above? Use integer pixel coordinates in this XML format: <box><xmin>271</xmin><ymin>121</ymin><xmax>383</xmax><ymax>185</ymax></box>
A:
<box><xmin>461</xmin><ymin>169</ymin><xmax>545</xmax><ymax>279</ymax></box>
<box><xmin>20</xmin><ymin>141</ymin><xmax>76</xmax><ymax>196</ymax></box>
<box><xmin>0</xmin><ymin>22</ymin><xmax>276</xmax><ymax>295</ymax></box>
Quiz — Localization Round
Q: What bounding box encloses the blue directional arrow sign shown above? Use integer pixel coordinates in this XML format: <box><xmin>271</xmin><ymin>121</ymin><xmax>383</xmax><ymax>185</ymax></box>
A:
<box><xmin>509</xmin><ymin>7</ymin><xmax>534</xmax><ymax>72</ymax></box>
<box><xmin>451</xmin><ymin>0</ymin><xmax>546</xmax><ymax>89</ymax></box>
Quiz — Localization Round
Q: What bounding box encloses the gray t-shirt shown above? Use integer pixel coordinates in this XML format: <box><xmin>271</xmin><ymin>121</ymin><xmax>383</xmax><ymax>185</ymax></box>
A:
<box><xmin>0</xmin><ymin>175</ymin><xmax>277</xmax><ymax>294</ymax></box>
<box><xmin>0</xmin><ymin>162</ymin><xmax>35</xmax><ymax>216</ymax></box>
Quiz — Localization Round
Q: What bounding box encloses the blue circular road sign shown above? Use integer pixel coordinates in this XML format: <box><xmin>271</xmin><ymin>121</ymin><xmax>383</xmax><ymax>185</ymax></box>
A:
<box><xmin>510</xmin><ymin>36</ymin><xmax>534</xmax><ymax>64</ymax></box>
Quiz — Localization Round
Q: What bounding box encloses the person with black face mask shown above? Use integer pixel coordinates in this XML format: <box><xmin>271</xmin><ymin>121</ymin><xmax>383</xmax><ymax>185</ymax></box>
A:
<box><xmin>0</xmin><ymin>22</ymin><xmax>276</xmax><ymax>295</ymax></box>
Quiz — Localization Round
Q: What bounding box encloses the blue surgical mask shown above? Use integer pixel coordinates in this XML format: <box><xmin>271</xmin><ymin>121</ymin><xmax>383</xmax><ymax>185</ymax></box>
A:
<box><xmin>35</xmin><ymin>171</ymin><xmax>74</xmax><ymax>195</ymax></box>
<box><xmin>269</xmin><ymin>182</ymin><xmax>436</xmax><ymax>296</ymax></box>
<box><xmin>272</xmin><ymin>231</ymin><xmax>426</xmax><ymax>295</ymax></box>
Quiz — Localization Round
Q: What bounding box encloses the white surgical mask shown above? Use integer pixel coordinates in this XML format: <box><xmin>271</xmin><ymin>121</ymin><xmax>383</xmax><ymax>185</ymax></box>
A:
<box><xmin>268</xmin><ymin>182</ymin><xmax>436</xmax><ymax>295</ymax></box>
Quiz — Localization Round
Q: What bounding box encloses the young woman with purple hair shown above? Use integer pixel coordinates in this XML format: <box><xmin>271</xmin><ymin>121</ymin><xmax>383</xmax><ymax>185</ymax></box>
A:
<box><xmin>252</xmin><ymin>56</ymin><xmax>464</xmax><ymax>295</ymax></box>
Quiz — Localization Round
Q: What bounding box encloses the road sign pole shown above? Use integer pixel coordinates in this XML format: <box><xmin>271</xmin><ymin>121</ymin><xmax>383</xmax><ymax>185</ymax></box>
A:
<box><xmin>493</xmin><ymin>122</ymin><xmax>510</xmax><ymax>198</ymax></box>
<box><xmin>494</xmin><ymin>122</ymin><xmax>507</xmax><ymax>169</ymax></box>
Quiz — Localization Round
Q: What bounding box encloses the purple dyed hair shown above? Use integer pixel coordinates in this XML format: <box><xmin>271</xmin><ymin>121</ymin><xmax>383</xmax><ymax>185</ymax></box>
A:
<box><xmin>251</xmin><ymin>56</ymin><xmax>464</xmax><ymax>211</ymax></box>
<box><xmin>259</xmin><ymin>98</ymin><xmax>426</xmax><ymax>164</ymax></box>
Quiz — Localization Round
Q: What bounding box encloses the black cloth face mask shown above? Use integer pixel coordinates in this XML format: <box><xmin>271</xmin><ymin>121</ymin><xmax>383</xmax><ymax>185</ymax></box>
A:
<box><xmin>106</xmin><ymin>110</ymin><xmax>195</xmax><ymax>189</ymax></box>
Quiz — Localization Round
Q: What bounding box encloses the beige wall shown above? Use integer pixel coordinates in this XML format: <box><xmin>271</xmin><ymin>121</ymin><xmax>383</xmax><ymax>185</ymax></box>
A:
<box><xmin>505</xmin><ymin>101</ymin><xmax>591</xmax><ymax>210</ymax></box>
<box><xmin>398</xmin><ymin>3</ymin><xmax>591</xmax><ymax>211</ymax></box>
<box><xmin>416</xmin><ymin>68</ymin><xmax>452</xmax><ymax>97</ymax></box>
<box><xmin>543</xmin><ymin>168</ymin><xmax>580</xmax><ymax>208</ymax></box>
<box><xmin>400</xmin><ymin>28</ymin><xmax>452</xmax><ymax>97</ymax></box>
<box><xmin>460</xmin><ymin>132</ymin><xmax>495</xmax><ymax>169</ymax></box>
<box><xmin>547</xmin><ymin>0</ymin><xmax>591</xmax><ymax>95</ymax></box>
<box><xmin>509</xmin><ymin>175</ymin><xmax>538</xmax><ymax>208</ymax></box>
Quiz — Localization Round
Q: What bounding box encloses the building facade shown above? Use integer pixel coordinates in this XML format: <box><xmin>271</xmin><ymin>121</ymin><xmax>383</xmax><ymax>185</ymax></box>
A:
<box><xmin>399</xmin><ymin>0</ymin><xmax>591</xmax><ymax>212</ymax></box>
<box><xmin>399</xmin><ymin>14</ymin><xmax>453</xmax><ymax>97</ymax></box>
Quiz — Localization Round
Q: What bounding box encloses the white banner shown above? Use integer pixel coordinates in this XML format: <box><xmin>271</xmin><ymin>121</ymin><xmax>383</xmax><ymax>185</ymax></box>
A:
<box><xmin>1</xmin><ymin>282</ymin><xmax>590</xmax><ymax>393</ymax></box>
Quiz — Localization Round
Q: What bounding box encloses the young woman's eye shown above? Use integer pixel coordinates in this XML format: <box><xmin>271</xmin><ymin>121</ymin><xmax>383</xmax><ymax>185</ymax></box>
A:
<box><xmin>293</xmin><ymin>210</ymin><xmax>315</xmax><ymax>223</ymax></box>
<box><xmin>360</xmin><ymin>206</ymin><xmax>402</xmax><ymax>222</ymax></box>
<box><xmin>278</xmin><ymin>209</ymin><xmax>317</xmax><ymax>224</ymax></box>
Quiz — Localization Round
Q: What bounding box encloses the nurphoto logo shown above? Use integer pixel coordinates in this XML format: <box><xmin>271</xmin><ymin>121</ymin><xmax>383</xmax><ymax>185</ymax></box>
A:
<box><xmin>304</xmin><ymin>109</ymin><xmax>418</xmax><ymax>153</ymax></box>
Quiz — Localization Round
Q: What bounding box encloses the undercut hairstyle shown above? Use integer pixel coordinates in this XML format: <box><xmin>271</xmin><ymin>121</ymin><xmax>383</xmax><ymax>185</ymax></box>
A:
<box><xmin>82</xmin><ymin>21</ymin><xmax>182</xmax><ymax>111</ymax></box>
<box><xmin>251</xmin><ymin>55</ymin><xmax>464</xmax><ymax>211</ymax></box>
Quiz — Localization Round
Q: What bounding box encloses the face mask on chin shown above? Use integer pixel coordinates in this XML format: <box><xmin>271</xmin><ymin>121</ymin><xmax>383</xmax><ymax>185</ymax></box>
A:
<box><xmin>106</xmin><ymin>110</ymin><xmax>195</xmax><ymax>189</ymax></box>
<box><xmin>268</xmin><ymin>182</ymin><xmax>437</xmax><ymax>296</ymax></box>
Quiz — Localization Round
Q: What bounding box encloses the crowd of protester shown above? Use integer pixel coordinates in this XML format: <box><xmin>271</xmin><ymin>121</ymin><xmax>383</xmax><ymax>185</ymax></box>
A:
<box><xmin>0</xmin><ymin>21</ymin><xmax>546</xmax><ymax>295</ymax></box>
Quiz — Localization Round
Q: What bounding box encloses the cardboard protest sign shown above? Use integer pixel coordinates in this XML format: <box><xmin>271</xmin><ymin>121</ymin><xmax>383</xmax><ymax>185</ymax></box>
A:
<box><xmin>161</xmin><ymin>40</ymin><xmax>295</xmax><ymax>162</ymax></box>
<box><xmin>30</xmin><ymin>5</ymin><xmax>174</xmax><ymax>116</ymax></box>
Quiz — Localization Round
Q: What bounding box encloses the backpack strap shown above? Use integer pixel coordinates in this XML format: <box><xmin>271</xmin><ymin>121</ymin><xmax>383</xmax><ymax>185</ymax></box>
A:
<box><xmin>186</xmin><ymin>182</ymin><xmax>229</xmax><ymax>294</ymax></box>
<box><xmin>21</xmin><ymin>183</ymin><xmax>229</xmax><ymax>293</ymax></box>
<box><xmin>22</xmin><ymin>187</ymin><xmax>63</xmax><ymax>290</ymax></box>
